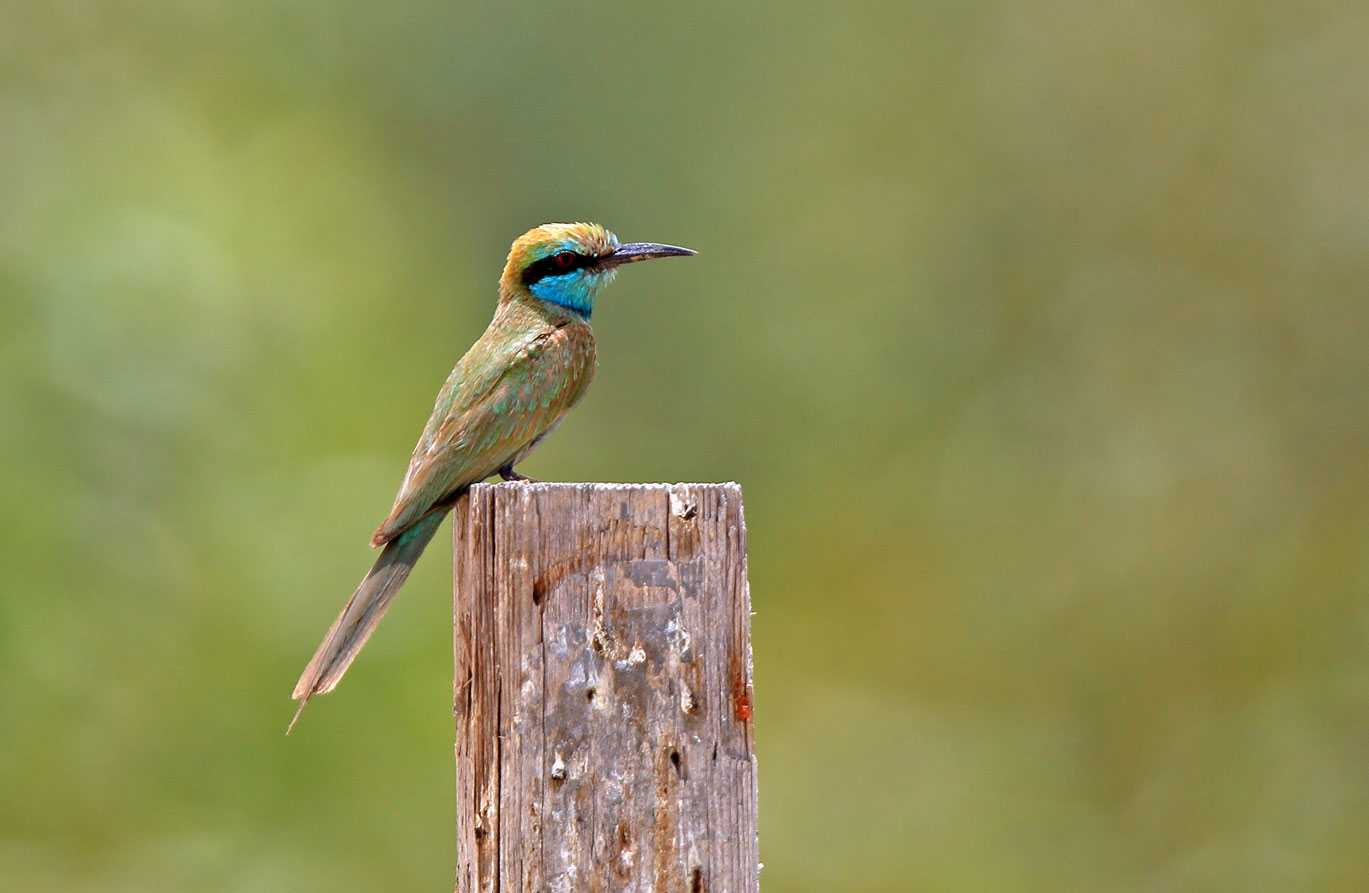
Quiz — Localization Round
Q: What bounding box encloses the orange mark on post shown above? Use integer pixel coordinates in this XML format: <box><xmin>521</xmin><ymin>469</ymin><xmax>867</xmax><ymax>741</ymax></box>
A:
<box><xmin>729</xmin><ymin>656</ymin><xmax>752</xmax><ymax>722</ymax></box>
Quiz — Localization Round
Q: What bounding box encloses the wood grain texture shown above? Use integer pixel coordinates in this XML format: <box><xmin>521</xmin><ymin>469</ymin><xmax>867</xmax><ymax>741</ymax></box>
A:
<box><xmin>453</xmin><ymin>483</ymin><xmax>757</xmax><ymax>893</ymax></box>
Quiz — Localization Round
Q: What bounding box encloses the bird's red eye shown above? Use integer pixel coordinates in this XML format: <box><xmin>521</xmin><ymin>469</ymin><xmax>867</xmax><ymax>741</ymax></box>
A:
<box><xmin>554</xmin><ymin>251</ymin><xmax>577</xmax><ymax>268</ymax></box>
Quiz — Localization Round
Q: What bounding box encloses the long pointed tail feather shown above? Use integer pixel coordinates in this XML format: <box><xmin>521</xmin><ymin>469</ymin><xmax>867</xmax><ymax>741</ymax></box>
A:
<box><xmin>288</xmin><ymin>508</ymin><xmax>448</xmax><ymax>733</ymax></box>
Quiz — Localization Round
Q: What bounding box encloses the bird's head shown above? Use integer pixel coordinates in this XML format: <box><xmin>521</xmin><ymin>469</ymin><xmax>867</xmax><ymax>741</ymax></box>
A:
<box><xmin>500</xmin><ymin>222</ymin><xmax>695</xmax><ymax>319</ymax></box>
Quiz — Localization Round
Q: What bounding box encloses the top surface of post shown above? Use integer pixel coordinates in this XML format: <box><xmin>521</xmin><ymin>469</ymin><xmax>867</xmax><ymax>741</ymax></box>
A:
<box><xmin>452</xmin><ymin>482</ymin><xmax>757</xmax><ymax>893</ymax></box>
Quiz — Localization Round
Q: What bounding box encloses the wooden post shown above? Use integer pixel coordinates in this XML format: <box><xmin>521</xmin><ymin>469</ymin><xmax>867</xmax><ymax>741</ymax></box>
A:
<box><xmin>452</xmin><ymin>483</ymin><xmax>757</xmax><ymax>893</ymax></box>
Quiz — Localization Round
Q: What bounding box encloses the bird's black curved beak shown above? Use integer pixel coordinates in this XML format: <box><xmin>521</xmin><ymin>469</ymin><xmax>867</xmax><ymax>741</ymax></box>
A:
<box><xmin>602</xmin><ymin>242</ymin><xmax>697</xmax><ymax>268</ymax></box>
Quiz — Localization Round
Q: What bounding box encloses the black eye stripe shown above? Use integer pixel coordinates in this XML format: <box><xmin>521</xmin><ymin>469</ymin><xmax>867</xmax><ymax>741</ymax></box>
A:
<box><xmin>522</xmin><ymin>251</ymin><xmax>599</xmax><ymax>286</ymax></box>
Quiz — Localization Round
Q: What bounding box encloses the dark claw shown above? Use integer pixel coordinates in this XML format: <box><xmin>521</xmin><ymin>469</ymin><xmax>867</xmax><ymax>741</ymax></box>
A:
<box><xmin>498</xmin><ymin>465</ymin><xmax>537</xmax><ymax>483</ymax></box>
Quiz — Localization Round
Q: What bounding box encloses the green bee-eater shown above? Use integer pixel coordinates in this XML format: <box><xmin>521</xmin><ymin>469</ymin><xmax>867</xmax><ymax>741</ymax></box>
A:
<box><xmin>289</xmin><ymin>222</ymin><xmax>694</xmax><ymax>731</ymax></box>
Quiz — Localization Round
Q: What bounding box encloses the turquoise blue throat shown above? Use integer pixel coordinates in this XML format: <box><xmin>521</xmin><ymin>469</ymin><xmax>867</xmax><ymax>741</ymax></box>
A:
<box><xmin>529</xmin><ymin>267</ymin><xmax>613</xmax><ymax>319</ymax></box>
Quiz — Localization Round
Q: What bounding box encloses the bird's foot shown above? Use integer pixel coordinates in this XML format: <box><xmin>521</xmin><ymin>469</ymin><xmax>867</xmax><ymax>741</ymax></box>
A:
<box><xmin>498</xmin><ymin>465</ymin><xmax>538</xmax><ymax>483</ymax></box>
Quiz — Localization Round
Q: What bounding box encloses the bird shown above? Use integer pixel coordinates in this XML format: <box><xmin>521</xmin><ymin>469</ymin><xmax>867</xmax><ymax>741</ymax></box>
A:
<box><xmin>289</xmin><ymin>222</ymin><xmax>695</xmax><ymax>732</ymax></box>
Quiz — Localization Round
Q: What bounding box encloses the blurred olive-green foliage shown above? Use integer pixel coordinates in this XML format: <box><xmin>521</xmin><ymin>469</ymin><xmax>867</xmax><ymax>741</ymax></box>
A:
<box><xmin>3</xmin><ymin>1</ymin><xmax>1368</xmax><ymax>890</ymax></box>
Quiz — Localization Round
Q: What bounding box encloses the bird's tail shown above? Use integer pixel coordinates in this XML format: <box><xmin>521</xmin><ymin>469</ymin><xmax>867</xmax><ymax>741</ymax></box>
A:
<box><xmin>288</xmin><ymin>508</ymin><xmax>448</xmax><ymax>733</ymax></box>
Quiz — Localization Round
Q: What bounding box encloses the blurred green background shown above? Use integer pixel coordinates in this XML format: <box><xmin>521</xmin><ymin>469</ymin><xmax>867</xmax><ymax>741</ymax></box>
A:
<box><xmin>3</xmin><ymin>1</ymin><xmax>1367</xmax><ymax>890</ymax></box>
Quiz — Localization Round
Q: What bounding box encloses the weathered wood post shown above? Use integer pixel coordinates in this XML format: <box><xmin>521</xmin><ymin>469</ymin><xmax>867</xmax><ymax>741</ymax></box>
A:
<box><xmin>452</xmin><ymin>483</ymin><xmax>758</xmax><ymax>893</ymax></box>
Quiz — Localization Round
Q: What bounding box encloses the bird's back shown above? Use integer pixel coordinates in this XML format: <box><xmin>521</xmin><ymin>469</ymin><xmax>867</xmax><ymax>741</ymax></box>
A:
<box><xmin>371</xmin><ymin>299</ymin><xmax>596</xmax><ymax>545</ymax></box>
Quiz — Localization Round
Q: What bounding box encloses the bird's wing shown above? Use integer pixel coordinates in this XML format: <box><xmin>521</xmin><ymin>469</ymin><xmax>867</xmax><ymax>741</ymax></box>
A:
<box><xmin>370</xmin><ymin>322</ymin><xmax>594</xmax><ymax>546</ymax></box>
